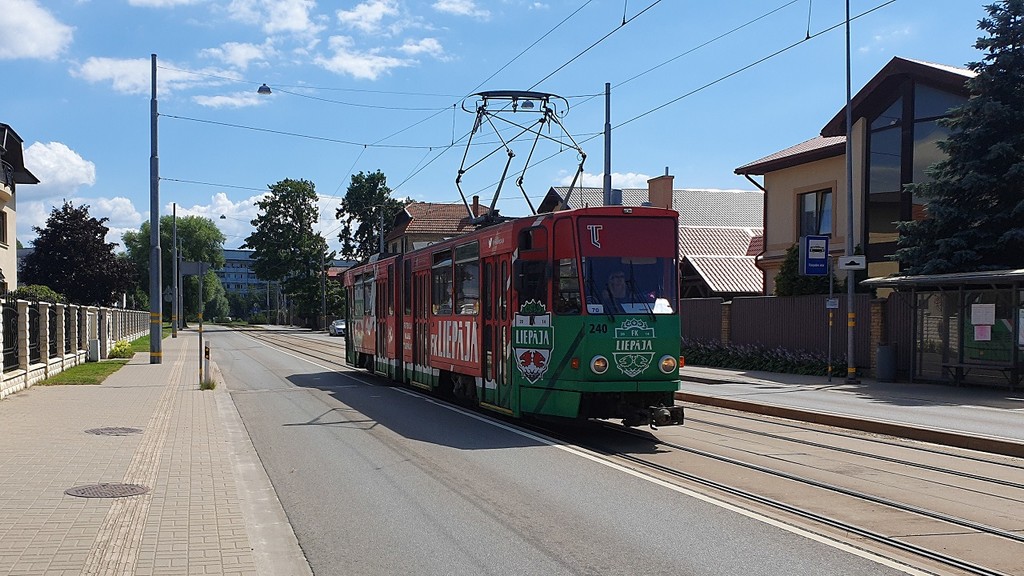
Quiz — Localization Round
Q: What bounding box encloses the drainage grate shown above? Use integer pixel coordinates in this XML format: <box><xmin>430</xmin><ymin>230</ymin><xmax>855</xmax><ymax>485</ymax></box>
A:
<box><xmin>65</xmin><ymin>483</ymin><xmax>150</xmax><ymax>498</ymax></box>
<box><xmin>85</xmin><ymin>427</ymin><xmax>143</xmax><ymax>436</ymax></box>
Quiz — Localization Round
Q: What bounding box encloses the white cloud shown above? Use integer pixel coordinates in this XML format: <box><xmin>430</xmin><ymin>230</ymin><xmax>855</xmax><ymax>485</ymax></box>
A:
<box><xmin>314</xmin><ymin>36</ymin><xmax>410</xmax><ymax>80</ymax></box>
<box><xmin>0</xmin><ymin>0</ymin><xmax>74</xmax><ymax>60</ymax></box>
<box><xmin>193</xmin><ymin>91</ymin><xmax>273</xmax><ymax>108</ymax></box>
<box><xmin>16</xmin><ymin>196</ymin><xmax>143</xmax><ymax>250</ymax></box>
<box><xmin>337</xmin><ymin>0</ymin><xmax>399</xmax><ymax>34</ymax></box>
<box><xmin>399</xmin><ymin>38</ymin><xmax>444</xmax><ymax>59</ymax></box>
<box><xmin>564</xmin><ymin>171</ymin><xmax>654</xmax><ymax>189</ymax></box>
<box><xmin>23</xmin><ymin>142</ymin><xmax>96</xmax><ymax>198</ymax></box>
<box><xmin>432</xmin><ymin>0</ymin><xmax>489</xmax><ymax>20</ymax></box>
<box><xmin>858</xmin><ymin>26</ymin><xmax>913</xmax><ymax>54</ymax></box>
<box><xmin>71</xmin><ymin>57</ymin><xmax>241</xmax><ymax>96</ymax></box>
<box><xmin>227</xmin><ymin>0</ymin><xmax>325</xmax><ymax>36</ymax></box>
<box><xmin>200</xmin><ymin>41</ymin><xmax>276</xmax><ymax>69</ymax></box>
<box><xmin>128</xmin><ymin>0</ymin><xmax>202</xmax><ymax>6</ymax></box>
<box><xmin>176</xmin><ymin>192</ymin><xmax>269</xmax><ymax>247</ymax></box>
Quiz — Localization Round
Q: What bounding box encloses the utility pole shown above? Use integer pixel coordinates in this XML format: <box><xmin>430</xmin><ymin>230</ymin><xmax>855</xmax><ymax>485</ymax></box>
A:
<box><xmin>149</xmin><ymin>53</ymin><xmax>162</xmax><ymax>364</ymax></box>
<box><xmin>171</xmin><ymin>203</ymin><xmax>177</xmax><ymax>338</ymax></box>
<box><xmin>844</xmin><ymin>1</ymin><xmax>858</xmax><ymax>383</ymax></box>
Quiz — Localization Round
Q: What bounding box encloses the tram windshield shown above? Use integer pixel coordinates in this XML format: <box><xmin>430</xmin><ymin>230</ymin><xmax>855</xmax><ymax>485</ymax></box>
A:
<box><xmin>582</xmin><ymin>256</ymin><xmax>676</xmax><ymax>315</ymax></box>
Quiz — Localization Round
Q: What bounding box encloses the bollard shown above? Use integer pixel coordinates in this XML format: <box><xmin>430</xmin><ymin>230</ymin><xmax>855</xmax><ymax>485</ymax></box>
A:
<box><xmin>203</xmin><ymin>342</ymin><xmax>211</xmax><ymax>387</ymax></box>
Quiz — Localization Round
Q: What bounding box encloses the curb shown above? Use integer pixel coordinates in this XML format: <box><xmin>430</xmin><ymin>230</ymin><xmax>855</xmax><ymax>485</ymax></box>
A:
<box><xmin>212</xmin><ymin>361</ymin><xmax>314</xmax><ymax>576</ymax></box>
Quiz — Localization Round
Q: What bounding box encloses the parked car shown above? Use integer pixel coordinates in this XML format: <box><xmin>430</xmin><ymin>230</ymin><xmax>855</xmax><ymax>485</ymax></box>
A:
<box><xmin>329</xmin><ymin>319</ymin><xmax>347</xmax><ymax>337</ymax></box>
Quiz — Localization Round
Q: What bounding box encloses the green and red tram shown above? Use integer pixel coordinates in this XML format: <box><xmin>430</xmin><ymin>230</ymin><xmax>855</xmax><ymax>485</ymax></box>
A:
<box><xmin>343</xmin><ymin>205</ymin><xmax>684</xmax><ymax>427</ymax></box>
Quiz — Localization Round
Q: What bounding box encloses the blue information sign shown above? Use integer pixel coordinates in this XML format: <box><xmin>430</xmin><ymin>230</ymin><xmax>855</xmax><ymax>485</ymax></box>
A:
<box><xmin>801</xmin><ymin>235</ymin><xmax>829</xmax><ymax>276</ymax></box>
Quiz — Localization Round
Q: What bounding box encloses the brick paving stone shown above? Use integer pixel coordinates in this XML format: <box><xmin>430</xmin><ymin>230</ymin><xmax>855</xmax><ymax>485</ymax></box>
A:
<box><xmin>0</xmin><ymin>332</ymin><xmax>304</xmax><ymax>575</ymax></box>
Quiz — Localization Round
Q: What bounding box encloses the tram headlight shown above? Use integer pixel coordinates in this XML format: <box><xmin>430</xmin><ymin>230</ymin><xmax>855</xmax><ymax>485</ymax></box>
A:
<box><xmin>590</xmin><ymin>356</ymin><xmax>609</xmax><ymax>374</ymax></box>
<box><xmin>659</xmin><ymin>355</ymin><xmax>678</xmax><ymax>374</ymax></box>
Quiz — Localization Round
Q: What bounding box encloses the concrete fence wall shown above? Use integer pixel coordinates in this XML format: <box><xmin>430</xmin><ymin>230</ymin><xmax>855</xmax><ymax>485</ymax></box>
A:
<box><xmin>1</xmin><ymin>301</ymin><xmax>148</xmax><ymax>399</ymax></box>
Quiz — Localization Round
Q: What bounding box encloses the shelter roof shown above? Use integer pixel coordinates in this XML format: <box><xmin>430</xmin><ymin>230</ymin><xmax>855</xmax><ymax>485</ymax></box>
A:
<box><xmin>862</xmin><ymin>269</ymin><xmax>1024</xmax><ymax>289</ymax></box>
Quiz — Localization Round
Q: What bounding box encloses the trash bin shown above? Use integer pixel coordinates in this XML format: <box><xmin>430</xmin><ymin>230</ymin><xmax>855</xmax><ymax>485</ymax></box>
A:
<box><xmin>876</xmin><ymin>344</ymin><xmax>896</xmax><ymax>382</ymax></box>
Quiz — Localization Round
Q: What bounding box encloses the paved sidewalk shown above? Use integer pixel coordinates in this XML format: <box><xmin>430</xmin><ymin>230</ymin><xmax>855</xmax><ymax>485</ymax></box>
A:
<box><xmin>0</xmin><ymin>331</ymin><xmax>311</xmax><ymax>576</ymax></box>
<box><xmin>678</xmin><ymin>365</ymin><xmax>1024</xmax><ymax>456</ymax></box>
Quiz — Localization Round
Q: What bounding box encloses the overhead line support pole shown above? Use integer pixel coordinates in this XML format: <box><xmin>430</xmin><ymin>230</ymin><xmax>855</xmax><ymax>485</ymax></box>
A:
<box><xmin>149</xmin><ymin>53</ymin><xmax>163</xmax><ymax>363</ymax></box>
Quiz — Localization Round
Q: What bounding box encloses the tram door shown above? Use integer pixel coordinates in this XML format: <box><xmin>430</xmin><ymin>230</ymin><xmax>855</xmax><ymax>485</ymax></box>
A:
<box><xmin>411</xmin><ymin>268</ymin><xmax>431</xmax><ymax>388</ymax></box>
<box><xmin>481</xmin><ymin>254</ymin><xmax>512</xmax><ymax>410</ymax></box>
<box><xmin>374</xmin><ymin>265</ymin><xmax>389</xmax><ymax>375</ymax></box>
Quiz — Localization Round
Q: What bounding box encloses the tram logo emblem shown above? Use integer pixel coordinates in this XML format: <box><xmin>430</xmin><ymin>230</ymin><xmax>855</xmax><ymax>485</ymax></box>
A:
<box><xmin>587</xmin><ymin>224</ymin><xmax>603</xmax><ymax>248</ymax></box>
<box><xmin>613</xmin><ymin>319</ymin><xmax>655</xmax><ymax>377</ymax></box>
<box><xmin>513</xmin><ymin>300</ymin><xmax>553</xmax><ymax>383</ymax></box>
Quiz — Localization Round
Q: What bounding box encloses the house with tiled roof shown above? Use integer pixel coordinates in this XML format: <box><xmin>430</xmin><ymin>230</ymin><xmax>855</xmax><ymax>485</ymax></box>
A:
<box><xmin>384</xmin><ymin>198</ymin><xmax>490</xmax><ymax>253</ymax></box>
<box><xmin>539</xmin><ymin>174</ymin><xmax>765</xmax><ymax>298</ymax></box>
<box><xmin>735</xmin><ymin>56</ymin><xmax>974</xmax><ymax>294</ymax></box>
<box><xmin>679</xmin><ymin>227</ymin><xmax>763</xmax><ymax>299</ymax></box>
<box><xmin>1</xmin><ymin>123</ymin><xmax>39</xmax><ymax>292</ymax></box>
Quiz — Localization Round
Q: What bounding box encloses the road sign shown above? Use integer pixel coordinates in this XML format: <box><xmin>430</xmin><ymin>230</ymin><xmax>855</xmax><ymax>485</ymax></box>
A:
<box><xmin>838</xmin><ymin>255</ymin><xmax>867</xmax><ymax>270</ymax></box>
<box><xmin>181</xmin><ymin>261</ymin><xmax>209</xmax><ymax>275</ymax></box>
<box><xmin>825</xmin><ymin>297</ymin><xmax>840</xmax><ymax>309</ymax></box>
<box><xmin>801</xmin><ymin>235</ymin><xmax>829</xmax><ymax>276</ymax></box>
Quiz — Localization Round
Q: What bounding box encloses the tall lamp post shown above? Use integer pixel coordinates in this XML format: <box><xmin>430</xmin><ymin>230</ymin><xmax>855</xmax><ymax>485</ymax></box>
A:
<box><xmin>149</xmin><ymin>54</ymin><xmax>162</xmax><ymax>364</ymax></box>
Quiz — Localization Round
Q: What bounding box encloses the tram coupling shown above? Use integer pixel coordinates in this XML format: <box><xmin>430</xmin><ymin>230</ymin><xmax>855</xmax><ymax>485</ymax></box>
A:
<box><xmin>623</xmin><ymin>405</ymin><xmax>684</xmax><ymax>429</ymax></box>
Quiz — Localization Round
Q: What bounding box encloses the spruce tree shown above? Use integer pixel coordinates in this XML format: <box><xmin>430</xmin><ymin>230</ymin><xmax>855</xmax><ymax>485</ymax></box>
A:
<box><xmin>896</xmin><ymin>1</ymin><xmax>1024</xmax><ymax>274</ymax></box>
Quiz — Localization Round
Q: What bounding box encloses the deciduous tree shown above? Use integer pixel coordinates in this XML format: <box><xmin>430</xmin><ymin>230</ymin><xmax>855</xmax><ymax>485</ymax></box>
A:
<box><xmin>245</xmin><ymin>179</ymin><xmax>330</xmax><ymax>317</ymax></box>
<box><xmin>20</xmin><ymin>201</ymin><xmax>133</xmax><ymax>306</ymax></box>
<box><xmin>336</xmin><ymin>170</ymin><xmax>406</xmax><ymax>262</ymax></box>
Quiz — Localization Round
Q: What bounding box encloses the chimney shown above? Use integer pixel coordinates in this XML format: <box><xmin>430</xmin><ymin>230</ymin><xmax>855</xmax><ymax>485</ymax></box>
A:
<box><xmin>647</xmin><ymin>169</ymin><xmax>673</xmax><ymax>209</ymax></box>
<box><xmin>472</xmin><ymin>195</ymin><xmax>480</xmax><ymax>217</ymax></box>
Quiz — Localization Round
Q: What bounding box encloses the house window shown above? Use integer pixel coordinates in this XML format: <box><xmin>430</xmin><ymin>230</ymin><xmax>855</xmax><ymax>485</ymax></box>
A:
<box><xmin>799</xmin><ymin>189</ymin><xmax>832</xmax><ymax>237</ymax></box>
<box><xmin>865</xmin><ymin>82</ymin><xmax>967</xmax><ymax>262</ymax></box>
<box><xmin>0</xmin><ymin>211</ymin><xmax>7</xmax><ymax>245</ymax></box>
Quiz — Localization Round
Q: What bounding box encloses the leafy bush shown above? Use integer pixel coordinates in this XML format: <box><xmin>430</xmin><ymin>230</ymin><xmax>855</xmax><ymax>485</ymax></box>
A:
<box><xmin>108</xmin><ymin>339</ymin><xmax>134</xmax><ymax>359</ymax></box>
<box><xmin>8</xmin><ymin>285</ymin><xmax>65</xmax><ymax>303</ymax></box>
<box><xmin>681</xmin><ymin>338</ymin><xmax>845</xmax><ymax>376</ymax></box>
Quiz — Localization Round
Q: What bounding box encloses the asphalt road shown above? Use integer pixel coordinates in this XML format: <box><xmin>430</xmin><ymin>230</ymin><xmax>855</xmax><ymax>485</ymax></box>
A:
<box><xmin>209</xmin><ymin>326</ymin><xmax>914</xmax><ymax>576</ymax></box>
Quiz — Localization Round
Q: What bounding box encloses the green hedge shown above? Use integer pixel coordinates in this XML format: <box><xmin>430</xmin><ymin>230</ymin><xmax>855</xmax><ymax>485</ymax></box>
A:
<box><xmin>681</xmin><ymin>338</ymin><xmax>846</xmax><ymax>376</ymax></box>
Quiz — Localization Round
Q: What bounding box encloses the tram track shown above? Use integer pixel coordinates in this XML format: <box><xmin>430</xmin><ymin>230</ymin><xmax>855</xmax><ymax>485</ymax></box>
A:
<box><xmin>561</xmin><ymin>421</ymin><xmax>1024</xmax><ymax>576</ymax></box>
<box><xmin>683</xmin><ymin>408</ymin><xmax>1024</xmax><ymax>491</ymax></box>
<box><xmin>219</xmin><ymin>326</ymin><xmax>1024</xmax><ymax>575</ymax></box>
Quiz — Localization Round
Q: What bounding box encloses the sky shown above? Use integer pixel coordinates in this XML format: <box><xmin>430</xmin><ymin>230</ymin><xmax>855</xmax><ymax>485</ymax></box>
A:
<box><xmin>1</xmin><ymin>0</ymin><xmax>992</xmax><ymax>255</ymax></box>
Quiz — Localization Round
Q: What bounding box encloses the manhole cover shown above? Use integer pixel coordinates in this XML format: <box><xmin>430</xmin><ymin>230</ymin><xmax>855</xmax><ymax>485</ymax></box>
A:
<box><xmin>65</xmin><ymin>483</ymin><xmax>150</xmax><ymax>498</ymax></box>
<box><xmin>85</xmin><ymin>427</ymin><xmax>143</xmax><ymax>436</ymax></box>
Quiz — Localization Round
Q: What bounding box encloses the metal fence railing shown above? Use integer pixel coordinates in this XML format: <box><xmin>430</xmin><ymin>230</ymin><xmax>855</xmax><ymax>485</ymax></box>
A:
<box><xmin>27</xmin><ymin>305</ymin><xmax>40</xmax><ymax>364</ymax></box>
<box><xmin>2</xmin><ymin>300</ymin><xmax>17</xmax><ymax>372</ymax></box>
<box><xmin>48</xmin><ymin>306</ymin><xmax>58</xmax><ymax>358</ymax></box>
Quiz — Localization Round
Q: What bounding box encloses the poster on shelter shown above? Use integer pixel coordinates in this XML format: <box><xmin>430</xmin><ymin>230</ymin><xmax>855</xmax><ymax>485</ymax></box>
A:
<box><xmin>974</xmin><ymin>325</ymin><xmax>991</xmax><ymax>342</ymax></box>
<box><xmin>971</xmin><ymin>303</ymin><xmax>995</xmax><ymax>325</ymax></box>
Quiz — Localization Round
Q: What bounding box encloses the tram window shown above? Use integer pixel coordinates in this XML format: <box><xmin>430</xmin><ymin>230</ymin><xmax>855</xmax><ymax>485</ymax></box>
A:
<box><xmin>555</xmin><ymin>259</ymin><xmax>581</xmax><ymax>315</ymax></box>
<box><xmin>352</xmin><ymin>282</ymin><xmax>362</xmax><ymax>317</ymax></box>
<box><xmin>362</xmin><ymin>274</ymin><xmax>375</xmax><ymax>315</ymax></box>
<box><xmin>500</xmin><ymin>261</ymin><xmax>508</xmax><ymax>320</ymax></box>
<box><xmin>455</xmin><ymin>242</ymin><xmax>480</xmax><ymax>315</ymax></box>
<box><xmin>432</xmin><ymin>250</ymin><xmax>453</xmax><ymax>315</ymax></box>
<box><xmin>517</xmin><ymin>260</ymin><xmax>547</xmax><ymax>309</ymax></box>
<box><xmin>483</xmin><ymin>263</ymin><xmax>493</xmax><ymax>320</ymax></box>
<box><xmin>403</xmin><ymin>261</ymin><xmax>412</xmax><ymax>315</ymax></box>
<box><xmin>518</xmin><ymin>227</ymin><xmax>548</xmax><ymax>252</ymax></box>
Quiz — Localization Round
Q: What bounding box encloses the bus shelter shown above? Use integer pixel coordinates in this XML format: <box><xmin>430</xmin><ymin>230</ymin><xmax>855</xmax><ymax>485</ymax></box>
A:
<box><xmin>864</xmin><ymin>269</ymin><xmax>1023</xmax><ymax>390</ymax></box>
